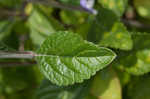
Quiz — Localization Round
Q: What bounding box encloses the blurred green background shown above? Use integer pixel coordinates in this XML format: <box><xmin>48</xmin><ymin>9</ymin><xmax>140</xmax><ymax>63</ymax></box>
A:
<box><xmin>1</xmin><ymin>0</ymin><xmax>150</xmax><ymax>99</ymax></box>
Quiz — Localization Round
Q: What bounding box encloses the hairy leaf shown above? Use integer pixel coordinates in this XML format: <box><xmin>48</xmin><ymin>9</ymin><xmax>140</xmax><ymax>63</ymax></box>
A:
<box><xmin>36</xmin><ymin>31</ymin><xmax>116</xmax><ymax>86</ymax></box>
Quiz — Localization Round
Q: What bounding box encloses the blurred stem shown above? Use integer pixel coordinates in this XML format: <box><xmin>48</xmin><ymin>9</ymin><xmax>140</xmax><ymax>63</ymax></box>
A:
<box><xmin>0</xmin><ymin>61</ymin><xmax>37</xmax><ymax>67</ymax></box>
<box><xmin>122</xmin><ymin>19</ymin><xmax>150</xmax><ymax>29</ymax></box>
<box><xmin>19</xmin><ymin>35</ymin><xmax>27</xmax><ymax>51</ymax></box>
<box><xmin>0</xmin><ymin>51</ymin><xmax>35</xmax><ymax>59</ymax></box>
<box><xmin>0</xmin><ymin>8</ymin><xmax>26</xmax><ymax>19</ymax></box>
<box><xmin>27</xmin><ymin>0</ymin><xmax>92</xmax><ymax>14</ymax></box>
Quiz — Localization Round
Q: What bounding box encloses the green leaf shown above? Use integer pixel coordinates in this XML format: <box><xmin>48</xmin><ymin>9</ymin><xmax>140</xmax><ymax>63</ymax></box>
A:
<box><xmin>36</xmin><ymin>79</ymin><xmax>90</xmax><ymax>99</ymax></box>
<box><xmin>118</xmin><ymin>49</ymin><xmax>150</xmax><ymax>75</ymax></box>
<box><xmin>13</xmin><ymin>20</ymin><xmax>29</xmax><ymax>34</ymax></box>
<box><xmin>28</xmin><ymin>6</ymin><xmax>64</xmax><ymax>45</ymax></box>
<box><xmin>0</xmin><ymin>20</ymin><xmax>14</xmax><ymax>40</ymax></box>
<box><xmin>90</xmin><ymin>68</ymin><xmax>122</xmax><ymax>99</ymax></box>
<box><xmin>113</xmin><ymin>33</ymin><xmax>150</xmax><ymax>75</ymax></box>
<box><xmin>134</xmin><ymin>0</ymin><xmax>150</xmax><ymax>19</ymax></box>
<box><xmin>60</xmin><ymin>10</ymin><xmax>88</xmax><ymax>25</ymax></box>
<box><xmin>60</xmin><ymin>10</ymin><xmax>91</xmax><ymax>39</ymax></box>
<box><xmin>127</xmin><ymin>76</ymin><xmax>150</xmax><ymax>99</ymax></box>
<box><xmin>0</xmin><ymin>20</ymin><xmax>16</xmax><ymax>50</ymax></box>
<box><xmin>0</xmin><ymin>67</ymin><xmax>36</xmax><ymax>92</ymax></box>
<box><xmin>87</xmin><ymin>7</ymin><xmax>118</xmax><ymax>43</ymax></box>
<box><xmin>98</xmin><ymin>0</ymin><xmax>128</xmax><ymax>16</ymax></box>
<box><xmin>0</xmin><ymin>42</ymin><xmax>14</xmax><ymax>51</ymax></box>
<box><xmin>99</xmin><ymin>22</ymin><xmax>133</xmax><ymax>50</ymax></box>
<box><xmin>0</xmin><ymin>67</ymin><xmax>38</xmax><ymax>99</ymax></box>
<box><xmin>0</xmin><ymin>0</ymin><xmax>21</xmax><ymax>8</ymax></box>
<box><xmin>88</xmin><ymin>7</ymin><xmax>133</xmax><ymax>50</ymax></box>
<box><xmin>36</xmin><ymin>31</ymin><xmax>116</xmax><ymax>86</ymax></box>
<box><xmin>114</xmin><ymin>67</ymin><xmax>131</xmax><ymax>86</ymax></box>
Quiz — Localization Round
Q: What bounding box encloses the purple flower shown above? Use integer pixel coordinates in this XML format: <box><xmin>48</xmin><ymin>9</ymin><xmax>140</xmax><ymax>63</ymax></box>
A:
<box><xmin>80</xmin><ymin>0</ymin><xmax>97</xmax><ymax>15</ymax></box>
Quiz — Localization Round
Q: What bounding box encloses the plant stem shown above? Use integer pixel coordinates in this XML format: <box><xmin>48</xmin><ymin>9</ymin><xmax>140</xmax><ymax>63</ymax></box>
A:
<box><xmin>27</xmin><ymin>0</ymin><xmax>93</xmax><ymax>14</ymax></box>
<box><xmin>0</xmin><ymin>51</ymin><xmax>35</xmax><ymax>59</ymax></box>
<box><xmin>122</xmin><ymin>19</ymin><xmax>150</xmax><ymax>29</ymax></box>
<box><xmin>0</xmin><ymin>61</ymin><xmax>37</xmax><ymax>67</ymax></box>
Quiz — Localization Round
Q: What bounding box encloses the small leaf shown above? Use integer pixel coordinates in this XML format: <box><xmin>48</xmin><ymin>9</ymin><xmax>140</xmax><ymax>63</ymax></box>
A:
<box><xmin>88</xmin><ymin>7</ymin><xmax>133</xmax><ymax>50</ymax></box>
<box><xmin>60</xmin><ymin>10</ymin><xmax>92</xmax><ymax>39</ymax></box>
<box><xmin>90</xmin><ymin>68</ymin><xmax>122</xmax><ymax>99</ymax></box>
<box><xmin>36</xmin><ymin>79</ymin><xmax>90</xmax><ymax>99</ymax></box>
<box><xmin>0</xmin><ymin>42</ymin><xmax>14</xmax><ymax>51</ymax></box>
<box><xmin>121</xmin><ymin>49</ymin><xmax>150</xmax><ymax>75</ymax></box>
<box><xmin>87</xmin><ymin>7</ymin><xmax>118</xmax><ymax>43</ymax></box>
<box><xmin>113</xmin><ymin>33</ymin><xmax>150</xmax><ymax>75</ymax></box>
<box><xmin>36</xmin><ymin>31</ymin><xmax>116</xmax><ymax>86</ymax></box>
<box><xmin>0</xmin><ymin>67</ymin><xmax>38</xmax><ymax>99</ymax></box>
<box><xmin>99</xmin><ymin>22</ymin><xmax>133</xmax><ymax>50</ymax></box>
<box><xmin>98</xmin><ymin>0</ymin><xmax>128</xmax><ymax>16</ymax></box>
<box><xmin>28</xmin><ymin>6</ymin><xmax>64</xmax><ymax>45</ymax></box>
<box><xmin>0</xmin><ymin>20</ymin><xmax>14</xmax><ymax>40</ymax></box>
<box><xmin>134</xmin><ymin>0</ymin><xmax>150</xmax><ymax>19</ymax></box>
<box><xmin>60</xmin><ymin>10</ymin><xmax>87</xmax><ymax>25</ymax></box>
<box><xmin>127</xmin><ymin>76</ymin><xmax>150</xmax><ymax>99</ymax></box>
<box><xmin>0</xmin><ymin>0</ymin><xmax>21</xmax><ymax>8</ymax></box>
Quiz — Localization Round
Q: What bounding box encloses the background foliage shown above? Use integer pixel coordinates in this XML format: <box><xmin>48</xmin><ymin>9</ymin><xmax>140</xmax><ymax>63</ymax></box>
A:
<box><xmin>1</xmin><ymin>0</ymin><xmax>150</xmax><ymax>99</ymax></box>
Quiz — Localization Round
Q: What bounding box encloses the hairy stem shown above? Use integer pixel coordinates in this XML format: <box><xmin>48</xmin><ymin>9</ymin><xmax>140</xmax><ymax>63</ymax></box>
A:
<box><xmin>0</xmin><ymin>51</ymin><xmax>35</xmax><ymax>59</ymax></box>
